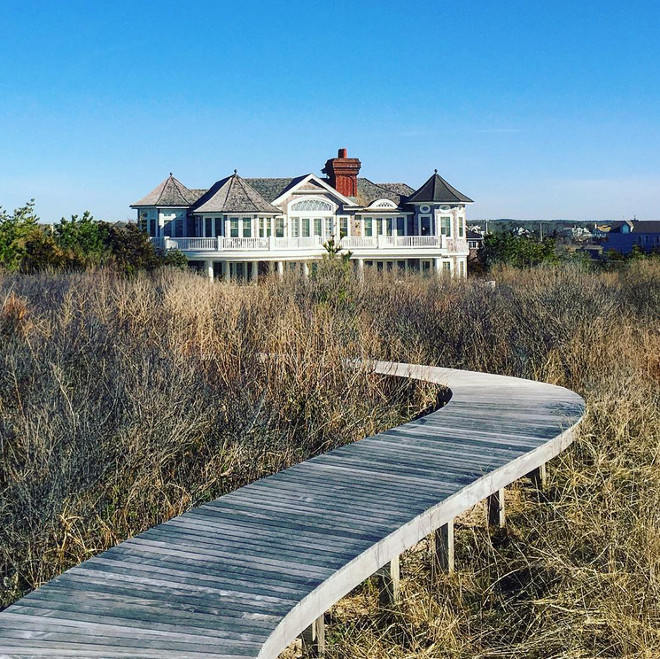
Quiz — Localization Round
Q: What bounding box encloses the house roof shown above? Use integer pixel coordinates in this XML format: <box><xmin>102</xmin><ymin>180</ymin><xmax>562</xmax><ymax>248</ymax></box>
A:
<box><xmin>191</xmin><ymin>173</ymin><xmax>281</xmax><ymax>214</ymax></box>
<box><xmin>407</xmin><ymin>171</ymin><xmax>473</xmax><ymax>204</ymax></box>
<box><xmin>244</xmin><ymin>177</ymin><xmax>306</xmax><ymax>203</ymax></box>
<box><xmin>467</xmin><ymin>230</ymin><xmax>483</xmax><ymax>240</ymax></box>
<box><xmin>356</xmin><ymin>178</ymin><xmax>409</xmax><ymax>207</ymax></box>
<box><xmin>131</xmin><ymin>174</ymin><xmax>200</xmax><ymax>207</ymax></box>
<box><xmin>377</xmin><ymin>182</ymin><xmax>415</xmax><ymax>197</ymax></box>
<box><xmin>631</xmin><ymin>220</ymin><xmax>660</xmax><ymax>233</ymax></box>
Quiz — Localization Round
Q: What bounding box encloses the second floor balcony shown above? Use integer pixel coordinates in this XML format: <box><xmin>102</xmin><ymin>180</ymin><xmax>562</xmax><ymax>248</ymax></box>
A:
<box><xmin>153</xmin><ymin>234</ymin><xmax>469</xmax><ymax>257</ymax></box>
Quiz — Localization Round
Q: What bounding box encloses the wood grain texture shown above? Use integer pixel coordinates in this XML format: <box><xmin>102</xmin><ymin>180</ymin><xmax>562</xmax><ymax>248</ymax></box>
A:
<box><xmin>0</xmin><ymin>362</ymin><xmax>585</xmax><ymax>658</ymax></box>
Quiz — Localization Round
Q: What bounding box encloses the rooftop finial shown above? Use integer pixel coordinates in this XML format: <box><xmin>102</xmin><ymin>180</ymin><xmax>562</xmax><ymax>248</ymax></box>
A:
<box><xmin>170</xmin><ymin>172</ymin><xmax>173</xmax><ymax>176</ymax></box>
<box><xmin>434</xmin><ymin>169</ymin><xmax>438</xmax><ymax>174</ymax></box>
<box><xmin>234</xmin><ymin>168</ymin><xmax>237</xmax><ymax>175</ymax></box>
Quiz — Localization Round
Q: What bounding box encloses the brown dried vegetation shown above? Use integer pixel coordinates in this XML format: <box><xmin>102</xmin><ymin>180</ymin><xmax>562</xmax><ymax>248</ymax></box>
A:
<box><xmin>1</xmin><ymin>260</ymin><xmax>659</xmax><ymax>658</ymax></box>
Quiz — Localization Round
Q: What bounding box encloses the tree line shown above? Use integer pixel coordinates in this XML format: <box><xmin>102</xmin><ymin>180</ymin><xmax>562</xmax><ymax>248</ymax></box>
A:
<box><xmin>0</xmin><ymin>200</ymin><xmax>187</xmax><ymax>274</ymax></box>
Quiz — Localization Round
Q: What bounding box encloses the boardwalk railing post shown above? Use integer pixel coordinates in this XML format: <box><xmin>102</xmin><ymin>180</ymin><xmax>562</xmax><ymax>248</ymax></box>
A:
<box><xmin>530</xmin><ymin>463</ymin><xmax>548</xmax><ymax>490</ymax></box>
<box><xmin>487</xmin><ymin>488</ymin><xmax>506</xmax><ymax>528</ymax></box>
<box><xmin>301</xmin><ymin>614</ymin><xmax>326</xmax><ymax>657</ymax></box>
<box><xmin>376</xmin><ymin>555</ymin><xmax>400</xmax><ymax>607</ymax></box>
<box><xmin>432</xmin><ymin>519</ymin><xmax>455</xmax><ymax>575</ymax></box>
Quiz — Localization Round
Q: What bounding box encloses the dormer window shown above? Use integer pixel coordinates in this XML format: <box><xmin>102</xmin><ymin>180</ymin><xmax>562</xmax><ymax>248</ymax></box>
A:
<box><xmin>370</xmin><ymin>199</ymin><xmax>397</xmax><ymax>209</ymax></box>
<box><xmin>290</xmin><ymin>199</ymin><xmax>333</xmax><ymax>212</ymax></box>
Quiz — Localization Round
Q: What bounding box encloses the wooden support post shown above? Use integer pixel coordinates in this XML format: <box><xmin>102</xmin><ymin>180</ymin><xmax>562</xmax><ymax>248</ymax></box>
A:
<box><xmin>432</xmin><ymin>519</ymin><xmax>454</xmax><ymax>575</ymax></box>
<box><xmin>205</xmin><ymin>260</ymin><xmax>214</xmax><ymax>282</ymax></box>
<box><xmin>487</xmin><ymin>488</ymin><xmax>506</xmax><ymax>528</ymax></box>
<box><xmin>376</xmin><ymin>555</ymin><xmax>400</xmax><ymax>607</ymax></box>
<box><xmin>301</xmin><ymin>614</ymin><xmax>325</xmax><ymax>657</ymax></box>
<box><xmin>530</xmin><ymin>463</ymin><xmax>548</xmax><ymax>490</ymax></box>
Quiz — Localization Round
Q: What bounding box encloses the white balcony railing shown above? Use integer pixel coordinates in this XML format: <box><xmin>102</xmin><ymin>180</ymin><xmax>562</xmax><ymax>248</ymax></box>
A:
<box><xmin>152</xmin><ymin>234</ymin><xmax>464</xmax><ymax>253</ymax></box>
<box><xmin>274</xmin><ymin>236</ymin><xmax>322</xmax><ymax>250</ymax></box>
<box><xmin>340</xmin><ymin>235</ymin><xmax>445</xmax><ymax>249</ymax></box>
<box><xmin>339</xmin><ymin>236</ymin><xmax>377</xmax><ymax>249</ymax></box>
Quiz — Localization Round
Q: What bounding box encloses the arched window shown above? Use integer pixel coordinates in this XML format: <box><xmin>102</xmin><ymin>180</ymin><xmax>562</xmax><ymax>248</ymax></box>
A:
<box><xmin>290</xmin><ymin>199</ymin><xmax>333</xmax><ymax>212</ymax></box>
<box><xmin>371</xmin><ymin>199</ymin><xmax>397</xmax><ymax>209</ymax></box>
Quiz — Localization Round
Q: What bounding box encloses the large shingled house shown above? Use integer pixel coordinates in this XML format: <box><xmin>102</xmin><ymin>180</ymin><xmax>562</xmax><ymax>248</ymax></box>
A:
<box><xmin>131</xmin><ymin>148</ymin><xmax>472</xmax><ymax>280</ymax></box>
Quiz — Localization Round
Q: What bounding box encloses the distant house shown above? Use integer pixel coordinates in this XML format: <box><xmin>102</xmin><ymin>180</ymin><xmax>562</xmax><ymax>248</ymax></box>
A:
<box><xmin>467</xmin><ymin>230</ymin><xmax>483</xmax><ymax>256</ymax></box>
<box><xmin>592</xmin><ymin>223</ymin><xmax>613</xmax><ymax>238</ymax></box>
<box><xmin>603</xmin><ymin>220</ymin><xmax>660</xmax><ymax>255</ymax></box>
<box><xmin>131</xmin><ymin>148</ymin><xmax>472</xmax><ymax>280</ymax></box>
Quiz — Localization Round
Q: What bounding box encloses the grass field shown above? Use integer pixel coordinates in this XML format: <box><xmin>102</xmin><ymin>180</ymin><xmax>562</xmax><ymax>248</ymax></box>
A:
<box><xmin>1</xmin><ymin>260</ymin><xmax>658</xmax><ymax>657</ymax></box>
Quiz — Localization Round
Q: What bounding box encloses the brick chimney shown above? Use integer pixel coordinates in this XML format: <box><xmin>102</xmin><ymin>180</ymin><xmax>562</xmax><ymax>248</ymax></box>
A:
<box><xmin>322</xmin><ymin>147</ymin><xmax>361</xmax><ymax>197</ymax></box>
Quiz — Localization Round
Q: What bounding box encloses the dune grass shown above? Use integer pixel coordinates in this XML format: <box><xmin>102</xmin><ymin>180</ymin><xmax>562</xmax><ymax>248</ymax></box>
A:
<box><xmin>1</xmin><ymin>260</ymin><xmax>659</xmax><ymax>657</ymax></box>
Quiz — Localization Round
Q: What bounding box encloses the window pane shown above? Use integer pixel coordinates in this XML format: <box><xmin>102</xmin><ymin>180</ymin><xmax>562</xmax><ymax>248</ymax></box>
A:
<box><xmin>214</xmin><ymin>218</ymin><xmax>222</xmax><ymax>237</ymax></box>
<box><xmin>314</xmin><ymin>218</ymin><xmax>322</xmax><ymax>236</ymax></box>
<box><xmin>440</xmin><ymin>216</ymin><xmax>451</xmax><ymax>236</ymax></box>
<box><xmin>340</xmin><ymin>217</ymin><xmax>348</xmax><ymax>237</ymax></box>
<box><xmin>386</xmin><ymin>218</ymin><xmax>393</xmax><ymax>236</ymax></box>
<box><xmin>406</xmin><ymin>216</ymin><xmax>414</xmax><ymax>235</ymax></box>
<box><xmin>458</xmin><ymin>218</ymin><xmax>464</xmax><ymax>238</ymax></box>
<box><xmin>421</xmin><ymin>216</ymin><xmax>431</xmax><ymax>236</ymax></box>
<box><xmin>230</xmin><ymin>218</ymin><xmax>239</xmax><ymax>237</ymax></box>
<box><xmin>397</xmin><ymin>217</ymin><xmax>404</xmax><ymax>234</ymax></box>
<box><xmin>205</xmin><ymin>218</ymin><xmax>212</xmax><ymax>236</ymax></box>
<box><xmin>364</xmin><ymin>217</ymin><xmax>373</xmax><ymax>237</ymax></box>
<box><xmin>276</xmin><ymin>218</ymin><xmax>285</xmax><ymax>237</ymax></box>
<box><xmin>243</xmin><ymin>218</ymin><xmax>252</xmax><ymax>237</ymax></box>
<box><xmin>302</xmin><ymin>218</ymin><xmax>310</xmax><ymax>237</ymax></box>
<box><xmin>291</xmin><ymin>218</ymin><xmax>299</xmax><ymax>237</ymax></box>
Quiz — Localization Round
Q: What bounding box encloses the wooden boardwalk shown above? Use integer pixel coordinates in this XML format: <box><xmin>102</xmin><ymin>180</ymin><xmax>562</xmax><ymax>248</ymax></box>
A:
<box><xmin>0</xmin><ymin>362</ymin><xmax>585</xmax><ymax>658</ymax></box>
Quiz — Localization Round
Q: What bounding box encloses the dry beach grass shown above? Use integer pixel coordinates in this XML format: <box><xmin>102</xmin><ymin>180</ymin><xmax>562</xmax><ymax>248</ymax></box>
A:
<box><xmin>1</xmin><ymin>260</ymin><xmax>659</xmax><ymax>657</ymax></box>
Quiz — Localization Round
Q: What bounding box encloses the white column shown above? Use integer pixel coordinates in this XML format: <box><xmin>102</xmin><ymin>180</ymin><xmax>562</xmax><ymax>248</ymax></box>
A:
<box><xmin>302</xmin><ymin>262</ymin><xmax>309</xmax><ymax>278</ymax></box>
<box><xmin>356</xmin><ymin>258</ymin><xmax>364</xmax><ymax>280</ymax></box>
<box><xmin>205</xmin><ymin>260</ymin><xmax>214</xmax><ymax>282</ymax></box>
<box><xmin>224</xmin><ymin>261</ymin><xmax>231</xmax><ymax>282</ymax></box>
<box><xmin>434</xmin><ymin>258</ymin><xmax>442</xmax><ymax>277</ymax></box>
<box><xmin>250</xmin><ymin>261</ymin><xmax>258</xmax><ymax>283</ymax></box>
<box><xmin>277</xmin><ymin>261</ymin><xmax>284</xmax><ymax>279</ymax></box>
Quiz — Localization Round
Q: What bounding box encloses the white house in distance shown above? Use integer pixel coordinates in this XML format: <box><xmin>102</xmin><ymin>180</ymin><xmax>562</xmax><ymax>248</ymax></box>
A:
<box><xmin>131</xmin><ymin>148</ymin><xmax>472</xmax><ymax>280</ymax></box>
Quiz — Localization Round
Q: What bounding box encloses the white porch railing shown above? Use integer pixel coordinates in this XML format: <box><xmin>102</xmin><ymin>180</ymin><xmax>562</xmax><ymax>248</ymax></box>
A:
<box><xmin>340</xmin><ymin>235</ymin><xmax>446</xmax><ymax>249</ymax></box>
<box><xmin>339</xmin><ymin>236</ymin><xmax>377</xmax><ymax>248</ymax></box>
<box><xmin>152</xmin><ymin>234</ymin><xmax>463</xmax><ymax>253</ymax></box>
<box><xmin>274</xmin><ymin>237</ymin><xmax>322</xmax><ymax>249</ymax></box>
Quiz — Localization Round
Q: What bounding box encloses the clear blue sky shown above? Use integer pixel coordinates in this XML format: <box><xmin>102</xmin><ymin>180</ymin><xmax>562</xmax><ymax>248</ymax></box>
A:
<box><xmin>1</xmin><ymin>0</ymin><xmax>659</xmax><ymax>222</ymax></box>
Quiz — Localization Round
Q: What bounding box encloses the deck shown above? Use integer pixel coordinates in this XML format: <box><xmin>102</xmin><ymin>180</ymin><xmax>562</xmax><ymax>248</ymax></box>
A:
<box><xmin>0</xmin><ymin>361</ymin><xmax>585</xmax><ymax>658</ymax></box>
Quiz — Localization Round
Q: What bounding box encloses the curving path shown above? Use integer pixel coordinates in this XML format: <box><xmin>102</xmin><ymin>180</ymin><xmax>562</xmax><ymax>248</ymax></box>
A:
<box><xmin>0</xmin><ymin>362</ymin><xmax>585</xmax><ymax>658</ymax></box>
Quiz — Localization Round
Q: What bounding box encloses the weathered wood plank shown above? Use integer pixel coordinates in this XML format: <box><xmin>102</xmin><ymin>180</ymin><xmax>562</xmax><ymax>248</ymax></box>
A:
<box><xmin>0</xmin><ymin>361</ymin><xmax>584</xmax><ymax>659</ymax></box>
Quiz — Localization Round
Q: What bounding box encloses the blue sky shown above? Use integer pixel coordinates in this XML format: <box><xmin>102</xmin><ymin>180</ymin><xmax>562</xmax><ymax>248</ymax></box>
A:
<box><xmin>1</xmin><ymin>0</ymin><xmax>659</xmax><ymax>222</ymax></box>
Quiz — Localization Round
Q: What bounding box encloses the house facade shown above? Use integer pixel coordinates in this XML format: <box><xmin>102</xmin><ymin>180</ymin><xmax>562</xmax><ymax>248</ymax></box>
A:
<box><xmin>602</xmin><ymin>220</ymin><xmax>660</xmax><ymax>255</ymax></box>
<box><xmin>131</xmin><ymin>148</ymin><xmax>472</xmax><ymax>280</ymax></box>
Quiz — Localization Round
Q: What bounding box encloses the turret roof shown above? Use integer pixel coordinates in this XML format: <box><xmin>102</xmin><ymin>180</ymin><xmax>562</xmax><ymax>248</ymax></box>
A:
<box><xmin>191</xmin><ymin>173</ymin><xmax>281</xmax><ymax>214</ymax></box>
<box><xmin>131</xmin><ymin>174</ymin><xmax>200</xmax><ymax>207</ymax></box>
<box><xmin>407</xmin><ymin>171</ymin><xmax>473</xmax><ymax>204</ymax></box>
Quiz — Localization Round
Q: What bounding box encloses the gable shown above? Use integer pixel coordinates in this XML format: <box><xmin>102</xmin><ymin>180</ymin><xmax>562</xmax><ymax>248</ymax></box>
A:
<box><xmin>271</xmin><ymin>173</ymin><xmax>357</xmax><ymax>209</ymax></box>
